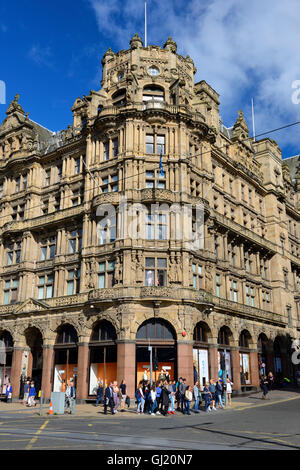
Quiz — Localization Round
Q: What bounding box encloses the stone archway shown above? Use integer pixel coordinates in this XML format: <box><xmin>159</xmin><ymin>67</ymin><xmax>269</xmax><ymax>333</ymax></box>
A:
<box><xmin>24</xmin><ymin>327</ymin><xmax>43</xmax><ymax>395</ymax></box>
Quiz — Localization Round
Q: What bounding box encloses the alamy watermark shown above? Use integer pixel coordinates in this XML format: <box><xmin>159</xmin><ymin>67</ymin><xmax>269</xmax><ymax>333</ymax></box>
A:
<box><xmin>291</xmin><ymin>339</ymin><xmax>300</xmax><ymax>365</ymax></box>
<box><xmin>291</xmin><ymin>80</ymin><xmax>300</xmax><ymax>104</ymax></box>
<box><xmin>0</xmin><ymin>80</ymin><xmax>6</xmax><ymax>105</ymax></box>
<box><xmin>95</xmin><ymin>196</ymin><xmax>205</xmax><ymax>251</ymax></box>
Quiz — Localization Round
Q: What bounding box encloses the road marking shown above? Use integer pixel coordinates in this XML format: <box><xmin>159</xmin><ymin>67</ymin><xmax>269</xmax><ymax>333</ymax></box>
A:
<box><xmin>25</xmin><ymin>419</ymin><xmax>49</xmax><ymax>450</ymax></box>
<box><xmin>233</xmin><ymin>395</ymin><xmax>300</xmax><ymax>411</ymax></box>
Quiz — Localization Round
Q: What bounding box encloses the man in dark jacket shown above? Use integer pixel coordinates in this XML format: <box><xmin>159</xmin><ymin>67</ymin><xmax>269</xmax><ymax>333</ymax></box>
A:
<box><xmin>160</xmin><ymin>381</ymin><xmax>171</xmax><ymax>416</ymax></box>
<box><xmin>104</xmin><ymin>382</ymin><xmax>115</xmax><ymax>415</ymax></box>
<box><xmin>179</xmin><ymin>378</ymin><xmax>187</xmax><ymax>413</ymax></box>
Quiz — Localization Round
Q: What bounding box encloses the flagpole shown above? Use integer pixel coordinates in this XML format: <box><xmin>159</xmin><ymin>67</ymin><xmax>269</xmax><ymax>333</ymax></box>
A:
<box><xmin>145</xmin><ymin>0</ymin><xmax>147</xmax><ymax>47</ymax></box>
<box><xmin>251</xmin><ymin>98</ymin><xmax>256</xmax><ymax>142</ymax></box>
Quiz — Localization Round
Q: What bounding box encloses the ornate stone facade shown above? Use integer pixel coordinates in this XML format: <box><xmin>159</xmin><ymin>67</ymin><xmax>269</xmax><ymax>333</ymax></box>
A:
<box><xmin>0</xmin><ymin>35</ymin><xmax>299</xmax><ymax>401</ymax></box>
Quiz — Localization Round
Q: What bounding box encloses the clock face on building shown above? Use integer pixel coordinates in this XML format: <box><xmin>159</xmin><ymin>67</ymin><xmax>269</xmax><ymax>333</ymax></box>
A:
<box><xmin>148</xmin><ymin>66</ymin><xmax>160</xmax><ymax>77</ymax></box>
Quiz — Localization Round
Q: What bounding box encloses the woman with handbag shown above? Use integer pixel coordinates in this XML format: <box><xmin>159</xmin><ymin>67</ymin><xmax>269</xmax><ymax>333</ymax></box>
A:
<box><xmin>184</xmin><ymin>386</ymin><xmax>193</xmax><ymax>415</ymax></box>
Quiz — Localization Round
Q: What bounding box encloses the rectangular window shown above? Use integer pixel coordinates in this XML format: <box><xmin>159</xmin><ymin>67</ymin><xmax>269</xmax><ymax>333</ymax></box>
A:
<box><xmin>4</xmin><ymin>278</ymin><xmax>19</xmax><ymax>304</ymax></box>
<box><xmin>145</xmin><ymin>257</ymin><xmax>167</xmax><ymax>286</ymax></box>
<box><xmin>75</xmin><ymin>157</ymin><xmax>81</xmax><ymax>175</ymax></box>
<box><xmin>40</xmin><ymin>236</ymin><xmax>56</xmax><ymax>260</ymax></box>
<box><xmin>146</xmin><ymin>134</ymin><xmax>154</xmax><ymax>154</ymax></box>
<box><xmin>45</xmin><ymin>169</ymin><xmax>51</xmax><ymax>186</ymax></box>
<box><xmin>98</xmin><ymin>260</ymin><xmax>115</xmax><ymax>288</ymax></box>
<box><xmin>104</xmin><ymin>141</ymin><xmax>109</xmax><ymax>161</ymax></box>
<box><xmin>68</xmin><ymin>229</ymin><xmax>82</xmax><ymax>254</ymax></box>
<box><xmin>157</xmin><ymin>135</ymin><xmax>165</xmax><ymax>155</ymax></box>
<box><xmin>216</xmin><ymin>274</ymin><xmax>221</xmax><ymax>298</ymax></box>
<box><xmin>112</xmin><ymin>138</ymin><xmax>119</xmax><ymax>157</ymax></box>
<box><xmin>38</xmin><ymin>274</ymin><xmax>54</xmax><ymax>299</ymax></box>
<box><xmin>145</xmin><ymin>169</ymin><xmax>166</xmax><ymax>189</ymax></box>
<box><xmin>67</xmin><ymin>268</ymin><xmax>80</xmax><ymax>295</ymax></box>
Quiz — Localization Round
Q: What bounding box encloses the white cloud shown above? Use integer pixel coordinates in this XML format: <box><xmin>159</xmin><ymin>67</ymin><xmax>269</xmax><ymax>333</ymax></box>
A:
<box><xmin>89</xmin><ymin>0</ymin><xmax>300</xmax><ymax>155</ymax></box>
<box><xmin>28</xmin><ymin>45</ymin><xmax>53</xmax><ymax>68</ymax></box>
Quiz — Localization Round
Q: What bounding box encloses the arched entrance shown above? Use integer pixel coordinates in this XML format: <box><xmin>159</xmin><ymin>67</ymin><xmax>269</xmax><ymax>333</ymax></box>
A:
<box><xmin>89</xmin><ymin>320</ymin><xmax>117</xmax><ymax>395</ymax></box>
<box><xmin>239</xmin><ymin>330</ymin><xmax>252</xmax><ymax>385</ymax></box>
<box><xmin>217</xmin><ymin>326</ymin><xmax>233</xmax><ymax>380</ymax></box>
<box><xmin>0</xmin><ymin>331</ymin><xmax>13</xmax><ymax>395</ymax></box>
<box><xmin>257</xmin><ymin>333</ymin><xmax>268</xmax><ymax>377</ymax></box>
<box><xmin>53</xmin><ymin>324</ymin><xmax>78</xmax><ymax>392</ymax></box>
<box><xmin>193</xmin><ymin>322</ymin><xmax>210</xmax><ymax>387</ymax></box>
<box><xmin>24</xmin><ymin>327</ymin><xmax>43</xmax><ymax>395</ymax></box>
<box><xmin>136</xmin><ymin>318</ymin><xmax>177</xmax><ymax>384</ymax></box>
<box><xmin>274</xmin><ymin>336</ymin><xmax>283</xmax><ymax>381</ymax></box>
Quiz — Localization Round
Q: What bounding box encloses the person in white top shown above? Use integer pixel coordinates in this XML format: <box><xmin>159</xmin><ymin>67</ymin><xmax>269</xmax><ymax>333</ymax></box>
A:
<box><xmin>150</xmin><ymin>385</ymin><xmax>157</xmax><ymax>415</ymax></box>
<box><xmin>226</xmin><ymin>378</ymin><xmax>233</xmax><ymax>406</ymax></box>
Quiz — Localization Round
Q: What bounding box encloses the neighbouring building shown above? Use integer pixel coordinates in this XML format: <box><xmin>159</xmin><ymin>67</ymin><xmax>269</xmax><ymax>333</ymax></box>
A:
<box><xmin>0</xmin><ymin>34</ymin><xmax>299</xmax><ymax>401</ymax></box>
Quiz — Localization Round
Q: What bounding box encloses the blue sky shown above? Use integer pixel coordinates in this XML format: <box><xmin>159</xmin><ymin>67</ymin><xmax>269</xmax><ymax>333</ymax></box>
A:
<box><xmin>0</xmin><ymin>0</ymin><xmax>299</xmax><ymax>158</ymax></box>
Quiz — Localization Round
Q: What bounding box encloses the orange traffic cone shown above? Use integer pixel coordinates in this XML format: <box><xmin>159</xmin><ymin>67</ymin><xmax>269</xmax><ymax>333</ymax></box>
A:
<box><xmin>49</xmin><ymin>401</ymin><xmax>53</xmax><ymax>415</ymax></box>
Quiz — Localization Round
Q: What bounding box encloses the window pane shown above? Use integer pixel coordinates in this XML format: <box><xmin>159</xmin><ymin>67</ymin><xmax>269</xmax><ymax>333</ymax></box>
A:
<box><xmin>157</xmin><ymin>258</ymin><xmax>167</xmax><ymax>268</ymax></box>
<box><xmin>145</xmin><ymin>270</ymin><xmax>154</xmax><ymax>286</ymax></box>
<box><xmin>98</xmin><ymin>273</ymin><xmax>105</xmax><ymax>288</ymax></box>
<box><xmin>67</xmin><ymin>281</ymin><xmax>74</xmax><ymax>296</ymax></box>
<box><xmin>146</xmin><ymin>258</ymin><xmax>155</xmax><ymax>268</ymax></box>
<box><xmin>99</xmin><ymin>262</ymin><xmax>106</xmax><ymax>272</ymax></box>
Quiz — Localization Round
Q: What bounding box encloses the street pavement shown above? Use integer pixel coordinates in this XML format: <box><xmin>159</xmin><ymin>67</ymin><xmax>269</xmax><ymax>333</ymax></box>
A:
<box><xmin>0</xmin><ymin>389</ymin><xmax>299</xmax><ymax>451</ymax></box>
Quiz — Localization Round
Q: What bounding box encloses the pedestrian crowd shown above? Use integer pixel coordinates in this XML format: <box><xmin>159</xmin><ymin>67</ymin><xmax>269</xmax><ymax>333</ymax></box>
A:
<box><xmin>97</xmin><ymin>376</ymin><xmax>235</xmax><ymax>416</ymax></box>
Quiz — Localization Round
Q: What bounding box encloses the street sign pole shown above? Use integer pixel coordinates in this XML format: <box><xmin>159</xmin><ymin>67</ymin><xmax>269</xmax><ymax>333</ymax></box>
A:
<box><xmin>148</xmin><ymin>345</ymin><xmax>153</xmax><ymax>387</ymax></box>
<box><xmin>224</xmin><ymin>349</ymin><xmax>227</xmax><ymax>407</ymax></box>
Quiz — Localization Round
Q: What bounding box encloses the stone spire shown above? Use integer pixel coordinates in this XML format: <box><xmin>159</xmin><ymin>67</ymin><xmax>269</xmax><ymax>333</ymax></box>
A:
<box><xmin>6</xmin><ymin>93</ymin><xmax>25</xmax><ymax>116</ymax></box>
<box><xmin>130</xmin><ymin>33</ymin><xmax>143</xmax><ymax>49</ymax></box>
<box><xmin>163</xmin><ymin>37</ymin><xmax>177</xmax><ymax>53</ymax></box>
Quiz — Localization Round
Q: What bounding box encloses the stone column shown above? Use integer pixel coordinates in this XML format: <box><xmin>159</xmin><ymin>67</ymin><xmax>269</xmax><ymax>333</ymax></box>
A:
<box><xmin>177</xmin><ymin>342</ymin><xmax>193</xmax><ymax>385</ymax></box>
<box><xmin>208</xmin><ymin>345</ymin><xmax>219</xmax><ymax>381</ymax></box>
<box><xmin>76</xmin><ymin>343</ymin><xmax>89</xmax><ymax>400</ymax></box>
<box><xmin>117</xmin><ymin>341</ymin><xmax>136</xmax><ymax>399</ymax></box>
<box><xmin>249</xmin><ymin>351</ymin><xmax>260</xmax><ymax>388</ymax></box>
<box><xmin>11</xmin><ymin>348</ymin><xmax>23</xmax><ymax>399</ymax></box>
<box><xmin>231</xmin><ymin>348</ymin><xmax>242</xmax><ymax>392</ymax></box>
<box><xmin>41</xmin><ymin>345</ymin><xmax>55</xmax><ymax>400</ymax></box>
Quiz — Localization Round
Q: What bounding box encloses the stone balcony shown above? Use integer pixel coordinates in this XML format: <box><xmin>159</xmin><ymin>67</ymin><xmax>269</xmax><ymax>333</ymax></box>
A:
<box><xmin>0</xmin><ymin>205</ymin><xmax>84</xmax><ymax>235</ymax></box>
<box><xmin>0</xmin><ymin>287</ymin><xmax>285</xmax><ymax>327</ymax></box>
<box><xmin>211</xmin><ymin>209</ymin><xmax>278</xmax><ymax>254</ymax></box>
<box><xmin>92</xmin><ymin>188</ymin><xmax>209</xmax><ymax>211</ymax></box>
<box><xmin>212</xmin><ymin>294</ymin><xmax>286</xmax><ymax>326</ymax></box>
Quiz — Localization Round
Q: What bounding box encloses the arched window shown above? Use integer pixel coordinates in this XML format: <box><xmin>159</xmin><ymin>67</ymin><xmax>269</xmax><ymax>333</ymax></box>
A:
<box><xmin>239</xmin><ymin>330</ymin><xmax>250</xmax><ymax>348</ymax></box>
<box><xmin>218</xmin><ymin>326</ymin><xmax>231</xmax><ymax>346</ymax></box>
<box><xmin>136</xmin><ymin>319</ymin><xmax>175</xmax><ymax>341</ymax></box>
<box><xmin>193</xmin><ymin>322</ymin><xmax>209</xmax><ymax>343</ymax></box>
<box><xmin>0</xmin><ymin>331</ymin><xmax>13</xmax><ymax>348</ymax></box>
<box><xmin>91</xmin><ymin>321</ymin><xmax>117</xmax><ymax>342</ymax></box>
<box><xmin>56</xmin><ymin>324</ymin><xmax>78</xmax><ymax>345</ymax></box>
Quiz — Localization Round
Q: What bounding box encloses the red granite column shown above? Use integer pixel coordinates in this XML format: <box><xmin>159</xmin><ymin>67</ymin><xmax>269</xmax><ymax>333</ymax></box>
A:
<box><xmin>177</xmin><ymin>342</ymin><xmax>193</xmax><ymax>386</ymax></box>
<box><xmin>117</xmin><ymin>341</ymin><xmax>136</xmax><ymax>399</ymax></box>
<box><xmin>41</xmin><ymin>346</ymin><xmax>55</xmax><ymax>400</ymax></box>
<box><xmin>231</xmin><ymin>349</ymin><xmax>241</xmax><ymax>392</ymax></box>
<box><xmin>249</xmin><ymin>351</ymin><xmax>260</xmax><ymax>388</ymax></box>
<box><xmin>11</xmin><ymin>348</ymin><xmax>23</xmax><ymax>399</ymax></box>
<box><xmin>27</xmin><ymin>351</ymin><xmax>33</xmax><ymax>380</ymax></box>
<box><xmin>76</xmin><ymin>343</ymin><xmax>89</xmax><ymax>400</ymax></box>
<box><xmin>208</xmin><ymin>346</ymin><xmax>219</xmax><ymax>381</ymax></box>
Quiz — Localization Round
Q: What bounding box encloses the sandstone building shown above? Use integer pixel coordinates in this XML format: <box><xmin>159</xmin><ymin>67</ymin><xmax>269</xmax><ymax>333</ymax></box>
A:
<box><xmin>0</xmin><ymin>34</ymin><xmax>299</xmax><ymax>401</ymax></box>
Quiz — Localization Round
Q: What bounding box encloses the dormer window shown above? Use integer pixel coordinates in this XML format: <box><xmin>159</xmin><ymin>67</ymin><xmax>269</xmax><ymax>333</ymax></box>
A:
<box><xmin>143</xmin><ymin>85</ymin><xmax>164</xmax><ymax>109</ymax></box>
<box><xmin>112</xmin><ymin>89</ymin><xmax>126</xmax><ymax>107</ymax></box>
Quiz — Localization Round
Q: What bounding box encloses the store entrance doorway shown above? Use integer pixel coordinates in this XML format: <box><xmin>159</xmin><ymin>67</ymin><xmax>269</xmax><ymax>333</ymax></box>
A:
<box><xmin>136</xmin><ymin>318</ymin><xmax>177</xmax><ymax>386</ymax></box>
